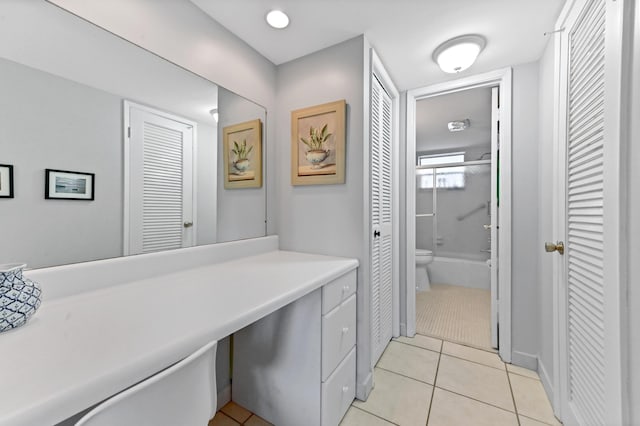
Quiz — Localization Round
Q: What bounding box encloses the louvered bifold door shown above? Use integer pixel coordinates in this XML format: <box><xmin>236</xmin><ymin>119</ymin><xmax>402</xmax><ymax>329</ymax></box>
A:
<box><xmin>371</xmin><ymin>75</ymin><xmax>393</xmax><ymax>364</ymax></box>
<box><xmin>562</xmin><ymin>0</ymin><xmax>621</xmax><ymax>423</ymax></box>
<box><xmin>129</xmin><ymin>108</ymin><xmax>194</xmax><ymax>255</ymax></box>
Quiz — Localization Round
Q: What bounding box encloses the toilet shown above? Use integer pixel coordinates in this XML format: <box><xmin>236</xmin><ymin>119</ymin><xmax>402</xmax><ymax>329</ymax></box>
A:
<box><xmin>415</xmin><ymin>249</ymin><xmax>434</xmax><ymax>291</ymax></box>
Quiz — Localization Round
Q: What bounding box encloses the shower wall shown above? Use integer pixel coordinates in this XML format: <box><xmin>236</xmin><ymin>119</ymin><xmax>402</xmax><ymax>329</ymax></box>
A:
<box><xmin>416</xmin><ymin>146</ymin><xmax>491</xmax><ymax>261</ymax></box>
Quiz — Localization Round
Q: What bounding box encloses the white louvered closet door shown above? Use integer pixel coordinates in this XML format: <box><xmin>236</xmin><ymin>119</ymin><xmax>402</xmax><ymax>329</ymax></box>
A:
<box><xmin>128</xmin><ymin>105</ymin><xmax>194</xmax><ymax>255</ymax></box>
<box><xmin>556</xmin><ymin>0</ymin><xmax>625</xmax><ymax>423</ymax></box>
<box><xmin>371</xmin><ymin>75</ymin><xmax>393</xmax><ymax>364</ymax></box>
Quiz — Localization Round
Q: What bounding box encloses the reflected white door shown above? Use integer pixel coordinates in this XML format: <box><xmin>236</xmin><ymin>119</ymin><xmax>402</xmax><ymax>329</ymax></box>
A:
<box><xmin>553</xmin><ymin>0</ymin><xmax>625</xmax><ymax>423</ymax></box>
<box><xmin>370</xmin><ymin>75</ymin><xmax>394</xmax><ymax>364</ymax></box>
<box><xmin>125</xmin><ymin>102</ymin><xmax>196</xmax><ymax>255</ymax></box>
<box><xmin>490</xmin><ymin>87</ymin><xmax>499</xmax><ymax>349</ymax></box>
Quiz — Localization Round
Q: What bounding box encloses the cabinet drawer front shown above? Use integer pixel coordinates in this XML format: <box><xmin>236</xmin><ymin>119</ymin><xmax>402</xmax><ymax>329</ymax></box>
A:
<box><xmin>322</xmin><ymin>269</ymin><xmax>356</xmax><ymax>314</ymax></box>
<box><xmin>322</xmin><ymin>294</ymin><xmax>356</xmax><ymax>381</ymax></box>
<box><xmin>321</xmin><ymin>347</ymin><xmax>356</xmax><ymax>426</ymax></box>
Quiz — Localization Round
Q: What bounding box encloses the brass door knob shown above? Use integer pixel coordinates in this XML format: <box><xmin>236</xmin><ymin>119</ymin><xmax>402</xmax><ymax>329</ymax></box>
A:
<box><xmin>544</xmin><ymin>241</ymin><xmax>564</xmax><ymax>255</ymax></box>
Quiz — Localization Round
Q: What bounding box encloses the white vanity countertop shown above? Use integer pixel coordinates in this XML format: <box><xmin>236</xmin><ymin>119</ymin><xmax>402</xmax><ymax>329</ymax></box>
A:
<box><xmin>0</xmin><ymin>250</ymin><xmax>358</xmax><ymax>426</ymax></box>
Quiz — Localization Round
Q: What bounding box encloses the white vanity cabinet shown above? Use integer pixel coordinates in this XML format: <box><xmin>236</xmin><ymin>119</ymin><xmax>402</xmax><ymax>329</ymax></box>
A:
<box><xmin>233</xmin><ymin>269</ymin><xmax>357</xmax><ymax>426</ymax></box>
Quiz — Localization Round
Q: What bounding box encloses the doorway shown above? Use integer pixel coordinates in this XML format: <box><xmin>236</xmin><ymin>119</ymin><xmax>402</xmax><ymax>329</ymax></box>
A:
<box><xmin>124</xmin><ymin>101</ymin><xmax>197</xmax><ymax>256</ymax></box>
<box><xmin>405</xmin><ymin>69</ymin><xmax>513</xmax><ymax>362</ymax></box>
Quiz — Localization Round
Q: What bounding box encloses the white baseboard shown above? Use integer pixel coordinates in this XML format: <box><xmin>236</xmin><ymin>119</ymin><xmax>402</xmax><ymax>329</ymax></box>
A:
<box><xmin>537</xmin><ymin>359</ymin><xmax>561</xmax><ymax>418</ymax></box>
<box><xmin>217</xmin><ymin>384</ymin><xmax>232</xmax><ymax>411</ymax></box>
<box><xmin>356</xmin><ymin>371</ymin><xmax>373</xmax><ymax>401</ymax></box>
<box><xmin>538</xmin><ymin>359</ymin><xmax>554</xmax><ymax>402</ymax></box>
<box><xmin>511</xmin><ymin>350</ymin><xmax>538</xmax><ymax>370</ymax></box>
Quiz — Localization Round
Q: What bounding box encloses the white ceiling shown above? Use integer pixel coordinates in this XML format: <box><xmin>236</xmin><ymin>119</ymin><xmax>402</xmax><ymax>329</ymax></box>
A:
<box><xmin>416</xmin><ymin>87</ymin><xmax>492</xmax><ymax>152</ymax></box>
<box><xmin>190</xmin><ymin>0</ymin><xmax>566</xmax><ymax>90</ymax></box>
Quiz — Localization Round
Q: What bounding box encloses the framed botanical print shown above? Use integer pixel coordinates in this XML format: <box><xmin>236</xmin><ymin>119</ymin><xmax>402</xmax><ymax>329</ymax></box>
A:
<box><xmin>223</xmin><ymin>119</ymin><xmax>263</xmax><ymax>189</ymax></box>
<box><xmin>291</xmin><ymin>100</ymin><xmax>346</xmax><ymax>185</ymax></box>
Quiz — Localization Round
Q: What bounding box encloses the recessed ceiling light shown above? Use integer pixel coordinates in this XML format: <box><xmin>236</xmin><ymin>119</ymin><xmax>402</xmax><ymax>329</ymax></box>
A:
<box><xmin>266</xmin><ymin>10</ymin><xmax>289</xmax><ymax>29</ymax></box>
<box><xmin>433</xmin><ymin>35</ymin><xmax>486</xmax><ymax>74</ymax></box>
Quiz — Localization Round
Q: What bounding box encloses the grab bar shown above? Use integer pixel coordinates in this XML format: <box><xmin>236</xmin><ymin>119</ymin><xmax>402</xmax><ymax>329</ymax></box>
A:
<box><xmin>456</xmin><ymin>203</ymin><xmax>487</xmax><ymax>221</ymax></box>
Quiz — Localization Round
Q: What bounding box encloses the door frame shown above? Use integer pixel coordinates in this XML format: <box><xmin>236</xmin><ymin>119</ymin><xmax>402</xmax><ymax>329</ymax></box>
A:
<box><xmin>405</xmin><ymin>68</ymin><xmax>513</xmax><ymax>362</ymax></box>
<box><xmin>551</xmin><ymin>0</ymin><xmax>631</xmax><ymax>422</ymax></box>
<box><xmin>357</xmin><ymin>47</ymin><xmax>400</xmax><ymax>400</ymax></box>
<box><xmin>370</xmin><ymin>49</ymin><xmax>401</xmax><ymax>339</ymax></box>
<box><xmin>123</xmin><ymin>100</ymin><xmax>199</xmax><ymax>256</ymax></box>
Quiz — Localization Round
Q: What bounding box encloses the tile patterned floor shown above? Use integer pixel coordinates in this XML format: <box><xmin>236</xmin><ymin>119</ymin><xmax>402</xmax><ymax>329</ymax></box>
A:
<box><xmin>209</xmin><ymin>401</ymin><xmax>272</xmax><ymax>426</ymax></box>
<box><xmin>416</xmin><ymin>285</ymin><xmax>492</xmax><ymax>350</ymax></box>
<box><xmin>343</xmin><ymin>334</ymin><xmax>562</xmax><ymax>426</ymax></box>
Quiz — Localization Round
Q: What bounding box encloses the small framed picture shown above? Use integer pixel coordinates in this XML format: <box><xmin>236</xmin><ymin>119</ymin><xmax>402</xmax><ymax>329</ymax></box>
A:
<box><xmin>291</xmin><ymin>99</ymin><xmax>346</xmax><ymax>186</ymax></box>
<box><xmin>223</xmin><ymin>118</ymin><xmax>263</xmax><ymax>189</ymax></box>
<box><xmin>0</xmin><ymin>164</ymin><xmax>14</xmax><ymax>198</ymax></box>
<box><xmin>45</xmin><ymin>169</ymin><xmax>95</xmax><ymax>200</ymax></box>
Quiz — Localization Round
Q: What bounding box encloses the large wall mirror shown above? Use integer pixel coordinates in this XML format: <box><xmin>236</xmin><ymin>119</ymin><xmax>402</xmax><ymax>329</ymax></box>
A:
<box><xmin>0</xmin><ymin>2</ymin><xmax>267</xmax><ymax>269</ymax></box>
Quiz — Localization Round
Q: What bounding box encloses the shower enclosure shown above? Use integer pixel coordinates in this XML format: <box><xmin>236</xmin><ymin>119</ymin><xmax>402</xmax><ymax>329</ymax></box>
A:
<box><xmin>416</xmin><ymin>159</ymin><xmax>492</xmax><ymax>289</ymax></box>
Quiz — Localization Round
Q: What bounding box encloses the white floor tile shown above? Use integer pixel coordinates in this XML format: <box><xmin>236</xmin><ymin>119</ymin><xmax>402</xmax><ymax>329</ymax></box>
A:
<box><xmin>509</xmin><ymin>374</ymin><xmax>560</xmax><ymax>425</ymax></box>
<box><xmin>428</xmin><ymin>388</ymin><xmax>518</xmax><ymax>426</ymax></box>
<box><xmin>340</xmin><ymin>406</ymin><xmax>395</xmax><ymax>426</ymax></box>
<box><xmin>442</xmin><ymin>341</ymin><xmax>504</xmax><ymax>370</ymax></box>
<box><xmin>518</xmin><ymin>415</ymin><xmax>558</xmax><ymax>426</ymax></box>
<box><xmin>436</xmin><ymin>354</ymin><xmax>514</xmax><ymax>411</ymax></box>
<box><xmin>353</xmin><ymin>367</ymin><xmax>432</xmax><ymax>425</ymax></box>
<box><xmin>393</xmin><ymin>334</ymin><xmax>442</xmax><ymax>352</ymax></box>
<box><xmin>506</xmin><ymin>363</ymin><xmax>540</xmax><ymax>380</ymax></box>
<box><xmin>377</xmin><ymin>341</ymin><xmax>440</xmax><ymax>384</ymax></box>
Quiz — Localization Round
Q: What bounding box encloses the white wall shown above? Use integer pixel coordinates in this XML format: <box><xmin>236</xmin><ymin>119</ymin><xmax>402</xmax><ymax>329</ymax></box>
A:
<box><xmin>196</xmin><ymin>122</ymin><xmax>218</xmax><ymax>246</ymax></box>
<box><xmin>216</xmin><ymin>87</ymin><xmax>267</xmax><ymax>243</ymax></box>
<box><xmin>627</xmin><ymin>1</ymin><xmax>640</xmax><ymax>422</ymax></box>
<box><xmin>275</xmin><ymin>36</ymin><xmax>372</xmax><ymax>398</ymax></box>
<box><xmin>0</xmin><ymin>58</ymin><xmax>123</xmax><ymax>269</ymax></box>
<box><xmin>510</xmin><ymin>62</ymin><xmax>541</xmax><ymax>369</ymax></box>
<box><xmin>536</xmin><ymin>38</ymin><xmax>556</xmax><ymax>396</ymax></box>
<box><xmin>0</xmin><ymin>56</ymin><xmax>220</xmax><ymax>268</ymax></box>
<box><xmin>48</xmin><ymin>0</ymin><xmax>278</xmax><ymax>236</ymax></box>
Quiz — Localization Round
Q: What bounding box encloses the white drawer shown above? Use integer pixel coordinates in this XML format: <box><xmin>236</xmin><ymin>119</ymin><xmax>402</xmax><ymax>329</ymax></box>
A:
<box><xmin>322</xmin><ymin>294</ymin><xmax>356</xmax><ymax>381</ymax></box>
<box><xmin>321</xmin><ymin>347</ymin><xmax>355</xmax><ymax>426</ymax></box>
<box><xmin>322</xmin><ymin>269</ymin><xmax>356</xmax><ymax>314</ymax></box>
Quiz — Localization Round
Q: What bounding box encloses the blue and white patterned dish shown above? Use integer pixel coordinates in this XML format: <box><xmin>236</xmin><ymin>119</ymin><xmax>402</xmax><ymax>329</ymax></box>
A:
<box><xmin>0</xmin><ymin>264</ymin><xmax>42</xmax><ymax>333</ymax></box>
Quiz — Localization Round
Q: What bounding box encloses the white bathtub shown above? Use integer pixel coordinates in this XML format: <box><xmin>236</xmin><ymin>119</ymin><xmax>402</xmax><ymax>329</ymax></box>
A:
<box><xmin>426</xmin><ymin>256</ymin><xmax>490</xmax><ymax>290</ymax></box>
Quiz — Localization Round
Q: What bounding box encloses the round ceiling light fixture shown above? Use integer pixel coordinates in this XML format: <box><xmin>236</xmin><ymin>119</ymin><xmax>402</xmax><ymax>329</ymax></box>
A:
<box><xmin>266</xmin><ymin>10</ymin><xmax>290</xmax><ymax>29</ymax></box>
<box><xmin>432</xmin><ymin>35</ymin><xmax>486</xmax><ymax>74</ymax></box>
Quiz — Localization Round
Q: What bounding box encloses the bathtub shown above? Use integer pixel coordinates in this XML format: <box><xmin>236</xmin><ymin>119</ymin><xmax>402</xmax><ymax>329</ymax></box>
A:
<box><xmin>426</xmin><ymin>255</ymin><xmax>490</xmax><ymax>290</ymax></box>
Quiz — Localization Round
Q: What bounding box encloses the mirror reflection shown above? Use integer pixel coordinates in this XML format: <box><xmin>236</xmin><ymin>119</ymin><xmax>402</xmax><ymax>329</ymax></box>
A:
<box><xmin>0</xmin><ymin>3</ymin><xmax>266</xmax><ymax>269</ymax></box>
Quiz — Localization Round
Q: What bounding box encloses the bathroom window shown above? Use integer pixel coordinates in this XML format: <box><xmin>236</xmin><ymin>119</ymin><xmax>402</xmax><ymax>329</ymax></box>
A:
<box><xmin>417</xmin><ymin>152</ymin><xmax>465</xmax><ymax>189</ymax></box>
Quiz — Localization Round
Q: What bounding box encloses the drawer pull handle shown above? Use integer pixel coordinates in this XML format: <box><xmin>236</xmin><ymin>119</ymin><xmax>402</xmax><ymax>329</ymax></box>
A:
<box><xmin>342</xmin><ymin>327</ymin><xmax>349</xmax><ymax>334</ymax></box>
<box><xmin>342</xmin><ymin>386</ymin><xmax>349</xmax><ymax>393</ymax></box>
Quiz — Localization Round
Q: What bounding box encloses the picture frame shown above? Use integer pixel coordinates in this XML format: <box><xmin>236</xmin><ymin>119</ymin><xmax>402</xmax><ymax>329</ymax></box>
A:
<box><xmin>0</xmin><ymin>164</ymin><xmax>14</xmax><ymax>198</ymax></box>
<box><xmin>223</xmin><ymin>118</ymin><xmax>263</xmax><ymax>189</ymax></box>
<box><xmin>291</xmin><ymin>99</ymin><xmax>346</xmax><ymax>186</ymax></box>
<box><xmin>45</xmin><ymin>169</ymin><xmax>95</xmax><ymax>200</ymax></box>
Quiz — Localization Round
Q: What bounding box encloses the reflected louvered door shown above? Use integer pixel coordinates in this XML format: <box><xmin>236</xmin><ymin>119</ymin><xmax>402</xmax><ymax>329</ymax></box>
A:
<box><xmin>371</xmin><ymin>75</ymin><xmax>393</xmax><ymax>364</ymax></box>
<box><xmin>558</xmin><ymin>0</ymin><xmax>624</xmax><ymax>423</ymax></box>
<box><xmin>128</xmin><ymin>105</ymin><xmax>194</xmax><ymax>255</ymax></box>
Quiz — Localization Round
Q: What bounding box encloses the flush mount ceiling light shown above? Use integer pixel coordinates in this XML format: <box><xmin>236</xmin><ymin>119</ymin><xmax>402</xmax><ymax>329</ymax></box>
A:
<box><xmin>448</xmin><ymin>119</ymin><xmax>470</xmax><ymax>132</ymax></box>
<box><xmin>266</xmin><ymin>10</ymin><xmax>290</xmax><ymax>29</ymax></box>
<box><xmin>433</xmin><ymin>35</ymin><xmax>486</xmax><ymax>74</ymax></box>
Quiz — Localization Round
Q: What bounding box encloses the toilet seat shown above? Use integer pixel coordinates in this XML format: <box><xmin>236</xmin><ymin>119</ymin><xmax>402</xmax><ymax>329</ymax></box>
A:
<box><xmin>416</xmin><ymin>249</ymin><xmax>433</xmax><ymax>256</ymax></box>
